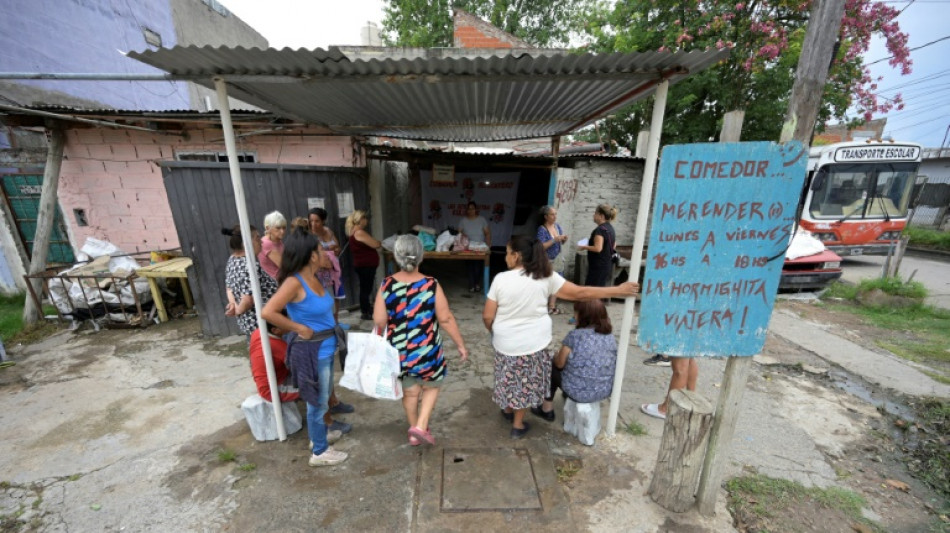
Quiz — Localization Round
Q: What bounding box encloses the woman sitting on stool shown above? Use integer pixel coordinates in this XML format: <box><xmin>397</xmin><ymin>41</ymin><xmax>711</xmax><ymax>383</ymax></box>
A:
<box><xmin>532</xmin><ymin>299</ymin><xmax>616</xmax><ymax>423</ymax></box>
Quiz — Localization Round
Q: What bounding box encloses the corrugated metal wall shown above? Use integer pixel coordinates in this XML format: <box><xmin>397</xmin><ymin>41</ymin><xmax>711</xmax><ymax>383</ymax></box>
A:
<box><xmin>161</xmin><ymin>162</ymin><xmax>368</xmax><ymax>337</ymax></box>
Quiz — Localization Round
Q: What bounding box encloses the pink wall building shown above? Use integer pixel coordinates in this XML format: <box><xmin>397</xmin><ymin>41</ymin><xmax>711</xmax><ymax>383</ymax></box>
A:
<box><xmin>57</xmin><ymin>125</ymin><xmax>357</xmax><ymax>255</ymax></box>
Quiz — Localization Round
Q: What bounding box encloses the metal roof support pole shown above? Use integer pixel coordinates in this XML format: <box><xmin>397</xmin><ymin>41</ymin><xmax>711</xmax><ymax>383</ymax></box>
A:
<box><xmin>214</xmin><ymin>77</ymin><xmax>286</xmax><ymax>440</ymax></box>
<box><xmin>606</xmin><ymin>80</ymin><xmax>669</xmax><ymax>437</ymax></box>
<box><xmin>547</xmin><ymin>136</ymin><xmax>560</xmax><ymax>205</ymax></box>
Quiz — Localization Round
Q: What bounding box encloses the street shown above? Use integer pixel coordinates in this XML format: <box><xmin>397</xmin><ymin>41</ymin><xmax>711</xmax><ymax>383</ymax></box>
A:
<box><xmin>839</xmin><ymin>250</ymin><xmax>950</xmax><ymax>309</ymax></box>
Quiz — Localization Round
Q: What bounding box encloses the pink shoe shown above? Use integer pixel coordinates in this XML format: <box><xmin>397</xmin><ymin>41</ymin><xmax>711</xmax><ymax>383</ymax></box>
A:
<box><xmin>408</xmin><ymin>426</ymin><xmax>436</xmax><ymax>445</ymax></box>
<box><xmin>408</xmin><ymin>429</ymin><xmax>421</xmax><ymax>446</ymax></box>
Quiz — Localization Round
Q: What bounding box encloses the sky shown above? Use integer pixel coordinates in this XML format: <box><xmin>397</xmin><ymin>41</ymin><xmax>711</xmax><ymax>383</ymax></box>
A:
<box><xmin>220</xmin><ymin>0</ymin><xmax>949</xmax><ymax>149</ymax></box>
<box><xmin>865</xmin><ymin>1</ymin><xmax>950</xmax><ymax>148</ymax></box>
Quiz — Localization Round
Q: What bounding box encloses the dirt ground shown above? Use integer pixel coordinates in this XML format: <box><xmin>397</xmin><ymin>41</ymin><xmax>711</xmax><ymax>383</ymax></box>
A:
<box><xmin>736</xmin><ymin>300</ymin><xmax>950</xmax><ymax>533</ymax></box>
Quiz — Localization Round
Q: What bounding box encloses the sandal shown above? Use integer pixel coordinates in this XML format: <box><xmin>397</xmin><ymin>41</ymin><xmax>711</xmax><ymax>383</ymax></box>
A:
<box><xmin>408</xmin><ymin>430</ymin><xmax>421</xmax><ymax>446</ymax></box>
<box><xmin>408</xmin><ymin>426</ymin><xmax>436</xmax><ymax>445</ymax></box>
<box><xmin>640</xmin><ymin>403</ymin><xmax>667</xmax><ymax>420</ymax></box>
<box><xmin>548</xmin><ymin>307</ymin><xmax>562</xmax><ymax>315</ymax></box>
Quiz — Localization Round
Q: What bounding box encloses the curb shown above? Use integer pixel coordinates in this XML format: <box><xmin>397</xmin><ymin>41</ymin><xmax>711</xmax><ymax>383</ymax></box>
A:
<box><xmin>905</xmin><ymin>246</ymin><xmax>950</xmax><ymax>262</ymax></box>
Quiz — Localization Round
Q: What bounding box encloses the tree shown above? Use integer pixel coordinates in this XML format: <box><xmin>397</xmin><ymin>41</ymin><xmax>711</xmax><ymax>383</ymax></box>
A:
<box><xmin>381</xmin><ymin>0</ymin><xmax>591</xmax><ymax>48</ymax></box>
<box><xmin>582</xmin><ymin>0</ymin><xmax>912</xmax><ymax>144</ymax></box>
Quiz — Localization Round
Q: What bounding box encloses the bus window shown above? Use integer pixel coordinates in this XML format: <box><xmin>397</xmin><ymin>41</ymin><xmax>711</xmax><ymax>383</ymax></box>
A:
<box><xmin>808</xmin><ymin>162</ymin><xmax>917</xmax><ymax>219</ymax></box>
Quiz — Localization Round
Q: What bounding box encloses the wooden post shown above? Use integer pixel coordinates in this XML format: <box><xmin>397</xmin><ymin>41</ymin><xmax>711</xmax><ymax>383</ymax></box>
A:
<box><xmin>648</xmin><ymin>389</ymin><xmax>714</xmax><ymax>512</ymax></box>
<box><xmin>720</xmin><ymin>111</ymin><xmax>745</xmax><ymax>143</ymax></box>
<box><xmin>695</xmin><ymin>356</ymin><xmax>753</xmax><ymax>514</ymax></box>
<box><xmin>690</xmin><ymin>109</ymin><xmax>749</xmax><ymax>515</ymax></box>
<box><xmin>22</xmin><ymin>126</ymin><xmax>65</xmax><ymax>325</ymax></box>
<box><xmin>779</xmin><ymin>0</ymin><xmax>847</xmax><ymax>144</ymax></box>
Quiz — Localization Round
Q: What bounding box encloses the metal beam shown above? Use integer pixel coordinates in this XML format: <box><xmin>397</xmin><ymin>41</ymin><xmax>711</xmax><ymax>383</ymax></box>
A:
<box><xmin>0</xmin><ymin>148</ymin><xmax>47</xmax><ymax>166</ymax></box>
<box><xmin>0</xmin><ymin>104</ymin><xmax>180</xmax><ymax>135</ymax></box>
<box><xmin>213</xmin><ymin>77</ymin><xmax>287</xmax><ymax>440</ymax></box>
<box><xmin>606</xmin><ymin>79</ymin><xmax>669</xmax><ymax>437</ymax></box>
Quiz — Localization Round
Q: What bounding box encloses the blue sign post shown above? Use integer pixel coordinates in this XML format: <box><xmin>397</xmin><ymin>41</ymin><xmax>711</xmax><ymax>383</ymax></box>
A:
<box><xmin>638</xmin><ymin>141</ymin><xmax>808</xmax><ymax>357</ymax></box>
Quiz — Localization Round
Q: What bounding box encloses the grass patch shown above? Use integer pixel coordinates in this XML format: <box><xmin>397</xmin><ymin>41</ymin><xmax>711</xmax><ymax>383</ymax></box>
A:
<box><xmin>856</xmin><ymin>276</ymin><xmax>928</xmax><ymax>299</ymax></box>
<box><xmin>905</xmin><ymin>226</ymin><xmax>950</xmax><ymax>251</ymax></box>
<box><xmin>823</xmin><ymin>281</ymin><xmax>858</xmax><ymax>300</ymax></box>
<box><xmin>821</xmin><ymin>279</ymin><xmax>950</xmax><ymax>375</ymax></box>
<box><xmin>623</xmin><ymin>421</ymin><xmax>647</xmax><ymax>436</ymax></box>
<box><xmin>908</xmin><ymin>398</ymin><xmax>950</xmax><ymax>499</ymax></box>
<box><xmin>553</xmin><ymin>457</ymin><xmax>583</xmax><ymax>483</ymax></box>
<box><xmin>216</xmin><ymin>449</ymin><xmax>237</xmax><ymax>463</ymax></box>
<box><xmin>726</xmin><ymin>474</ymin><xmax>879</xmax><ymax>532</ymax></box>
<box><xmin>0</xmin><ymin>293</ymin><xmax>62</xmax><ymax>345</ymax></box>
<box><xmin>237</xmin><ymin>463</ymin><xmax>256</xmax><ymax>472</ymax></box>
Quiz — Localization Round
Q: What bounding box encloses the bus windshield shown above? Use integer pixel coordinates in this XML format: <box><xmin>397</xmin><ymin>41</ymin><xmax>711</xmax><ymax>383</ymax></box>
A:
<box><xmin>808</xmin><ymin>162</ymin><xmax>918</xmax><ymax>220</ymax></box>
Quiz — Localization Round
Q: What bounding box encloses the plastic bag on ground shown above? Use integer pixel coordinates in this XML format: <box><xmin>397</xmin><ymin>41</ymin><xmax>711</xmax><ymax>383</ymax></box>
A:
<box><xmin>241</xmin><ymin>394</ymin><xmax>303</xmax><ymax>441</ymax></box>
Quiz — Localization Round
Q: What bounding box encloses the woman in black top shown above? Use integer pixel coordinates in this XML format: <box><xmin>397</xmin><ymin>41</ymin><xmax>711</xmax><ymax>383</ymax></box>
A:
<box><xmin>578</xmin><ymin>203</ymin><xmax>618</xmax><ymax>287</ymax></box>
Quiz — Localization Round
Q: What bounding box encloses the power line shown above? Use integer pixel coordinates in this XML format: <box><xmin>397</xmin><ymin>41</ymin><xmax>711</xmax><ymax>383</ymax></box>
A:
<box><xmin>896</xmin><ymin>0</ymin><xmax>916</xmax><ymax>15</ymax></box>
<box><xmin>887</xmin><ymin>114</ymin><xmax>948</xmax><ymax>132</ymax></box>
<box><xmin>866</xmin><ymin>34</ymin><xmax>950</xmax><ymax>66</ymax></box>
<box><xmin>874</xmin><ymin>69</ymin><xmax>950</xmax><ymax>93</ymax></box>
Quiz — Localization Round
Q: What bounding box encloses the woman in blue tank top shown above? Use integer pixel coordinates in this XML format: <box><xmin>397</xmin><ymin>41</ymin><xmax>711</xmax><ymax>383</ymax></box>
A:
<box><xmin>263</xmin><ymin>229</ymin><xmax>348</xmax><ymax>467</ymax></box>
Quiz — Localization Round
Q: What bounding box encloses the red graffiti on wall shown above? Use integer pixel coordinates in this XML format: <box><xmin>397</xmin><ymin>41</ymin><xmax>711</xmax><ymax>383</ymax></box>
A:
<box><xmin>555</xmin><ymin>179</ymin><xmax>577</xmax><ymax>204</ymax></box>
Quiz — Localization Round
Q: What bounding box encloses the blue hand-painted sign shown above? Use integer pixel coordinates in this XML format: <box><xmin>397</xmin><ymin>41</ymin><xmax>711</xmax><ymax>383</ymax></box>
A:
<box><xmin>638</xmin><ymin>142</ymin><xmax>808</xmax><ymax>357</ymax></box>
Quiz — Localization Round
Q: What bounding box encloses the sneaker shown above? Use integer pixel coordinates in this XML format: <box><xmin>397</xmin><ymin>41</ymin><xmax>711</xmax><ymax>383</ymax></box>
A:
<box><xmin>330</xmin><ymin>402</ymin><xmax>355</xmax><ymax>415</ymax></box>
<box><xmin>308</xmin><ymin>430</ymin><xmax>343</xmax><ymax>449</ymax></box>
<box><xmin>329</xmin><ymin>420</ymin><xmax>352</xmax><ymax>434</ymax></box>
<box><xmin>308</xmin><ymin>447</ymin><xmax>348</xmax><ymax>467</ymax></box>
<box><xmin>510</xmin><ymin>421</ymin><xmax>531</xmax><ymax>439</ymax></box>
<box><xmin>643</xmin><ymin>354</ymin><xmax>672</xmax><ymax>367</ymax></box>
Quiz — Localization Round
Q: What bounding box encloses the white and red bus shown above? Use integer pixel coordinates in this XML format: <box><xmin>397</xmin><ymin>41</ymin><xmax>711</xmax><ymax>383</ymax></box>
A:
<box><xmin>801</xmin><ymin>140</ymin><xmax>922</xmax><ymax>256</ymax></box>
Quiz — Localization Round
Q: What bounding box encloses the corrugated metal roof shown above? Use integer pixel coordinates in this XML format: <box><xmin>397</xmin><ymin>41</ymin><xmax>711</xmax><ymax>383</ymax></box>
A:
<box><xmin>129</xmin><ymin>46</ymin><xmax>729</xmax><ymax>142</ymax></box>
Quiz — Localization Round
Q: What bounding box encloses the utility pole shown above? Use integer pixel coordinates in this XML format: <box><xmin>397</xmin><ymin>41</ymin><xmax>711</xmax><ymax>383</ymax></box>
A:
<box><xmin>780</xmin><ymin>0</ymin><xmax>847</xmax><ymax>145</ymax></box>
<box><xmin>696</xmin><ymin>0</ymin><xmax>847</xmax><ymax>516</ymax></box>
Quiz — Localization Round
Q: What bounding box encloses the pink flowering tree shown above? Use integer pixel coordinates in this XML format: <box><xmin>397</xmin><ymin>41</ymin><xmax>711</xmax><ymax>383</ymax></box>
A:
<box><xmin>581</xmin><ymin>0</ymin><xmax>911</xmax><ymax>144</ymax></box>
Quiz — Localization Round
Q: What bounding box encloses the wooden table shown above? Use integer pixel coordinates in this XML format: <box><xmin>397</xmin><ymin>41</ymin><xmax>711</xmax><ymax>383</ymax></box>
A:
<box><xmin>383</xmin><ymin>250</ymin><xmax>490</xmax><ymax>296</ymax></box>
<box><xmin>135</xmin><ymin>257</ymin><xmax>194</xmax><ymax>322</ymax></box>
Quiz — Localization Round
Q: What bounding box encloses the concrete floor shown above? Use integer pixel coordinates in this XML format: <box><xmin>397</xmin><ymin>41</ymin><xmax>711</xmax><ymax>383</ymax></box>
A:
<box><xmin>1</xmin><ymin>260</ymin><xmax>941</xmax><ymax>531</ymax></box>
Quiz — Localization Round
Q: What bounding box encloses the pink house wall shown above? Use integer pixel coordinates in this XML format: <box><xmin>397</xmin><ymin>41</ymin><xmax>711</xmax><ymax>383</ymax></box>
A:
<box><xmin>57</xmin><ymin>126</ymin><xmax>356</xmax><ymax>254</ymax></box>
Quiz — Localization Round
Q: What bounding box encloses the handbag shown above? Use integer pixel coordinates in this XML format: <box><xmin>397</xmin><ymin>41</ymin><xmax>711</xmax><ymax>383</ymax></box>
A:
<box><xmin>340</xmin><ymin>329</ymin><xmax>403</xmax><ymax>400</ymax></box>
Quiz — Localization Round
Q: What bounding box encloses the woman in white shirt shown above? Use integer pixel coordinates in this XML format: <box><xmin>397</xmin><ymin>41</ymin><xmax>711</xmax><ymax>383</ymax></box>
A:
<box><xmin>483</xmin><ymin>235</ymin><xmax>637</xmax><ymax>439</ymax></box>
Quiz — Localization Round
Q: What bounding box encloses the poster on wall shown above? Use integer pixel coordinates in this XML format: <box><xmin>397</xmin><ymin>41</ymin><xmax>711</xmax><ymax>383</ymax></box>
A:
<box><xmin>420</xmin><ymin>171</ymin><xmax>520</xmax><ymax>247</ymax></box>
<box><xmin>637</xmin><ymin>141</ymin><xmax>808</xmax><ymax>357</ymax></box>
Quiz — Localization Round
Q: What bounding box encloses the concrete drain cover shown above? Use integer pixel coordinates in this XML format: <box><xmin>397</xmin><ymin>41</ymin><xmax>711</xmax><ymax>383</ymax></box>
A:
<box><xmin>441</xmin><ymin>447</ymin><xmax>542</xmax><ymax>512</ymax></box>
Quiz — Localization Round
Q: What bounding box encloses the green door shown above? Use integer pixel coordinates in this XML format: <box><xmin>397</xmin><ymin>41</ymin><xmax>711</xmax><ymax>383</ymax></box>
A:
<box><xmin>1</xmin><ymin>174</ymin><xmax>75</xmax><ymax>265</ymax></box>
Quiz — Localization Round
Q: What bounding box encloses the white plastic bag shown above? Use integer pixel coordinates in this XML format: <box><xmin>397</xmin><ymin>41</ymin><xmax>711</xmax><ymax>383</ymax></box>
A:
<box><xmin>340</xmin><ymin>332</ymin><xmax>403</xmax><ymax>400</ymax></box>
<box><xmin>435</xmin><ymin>230</ymin><xmax>454</xmax><ymax>252</ymax></box>
<box><xmin>563</xmin><ymin>398</ymin><xmax>601</xmax><ymax>446</ymax></box>
<box><xmin>381</xmin><ymin>234</ymin><xmax>399</xmax><ymax>252</ymax></box>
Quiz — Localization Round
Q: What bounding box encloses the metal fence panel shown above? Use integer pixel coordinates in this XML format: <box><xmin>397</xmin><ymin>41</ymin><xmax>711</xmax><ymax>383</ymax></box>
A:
<box><xmin>161</xmin><ymin>162</ymin><xmax>368</xmax><ymax>337</ymax></box>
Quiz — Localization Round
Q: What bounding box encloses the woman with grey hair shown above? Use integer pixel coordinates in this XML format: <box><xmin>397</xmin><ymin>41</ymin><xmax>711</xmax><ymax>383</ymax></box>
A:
<box><xmin>258</xmin><ymin>210</ymin><xmax>287</xmax><ymax>280</ymax></box>
<box><xmin>373</xmin><ymin>235</ymin><xmax>468</xmax><ymax>446</ymax></box>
